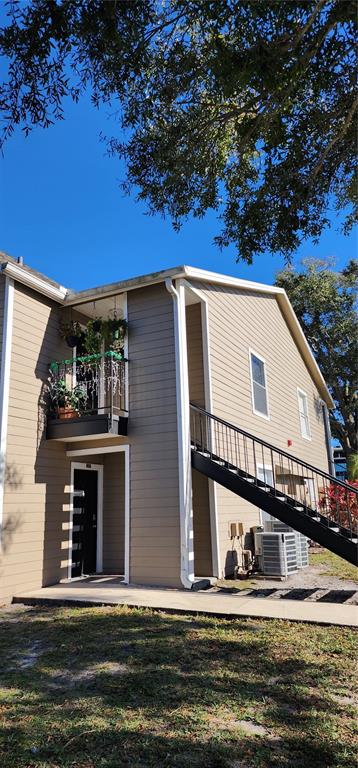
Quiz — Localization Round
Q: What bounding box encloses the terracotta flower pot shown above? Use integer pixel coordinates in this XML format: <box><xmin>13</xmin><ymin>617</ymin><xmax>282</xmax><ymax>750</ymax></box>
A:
<box><xmin>57</xmin><ymin>407</ymin><xmax>77</xmax><ymax>420</ymax></box>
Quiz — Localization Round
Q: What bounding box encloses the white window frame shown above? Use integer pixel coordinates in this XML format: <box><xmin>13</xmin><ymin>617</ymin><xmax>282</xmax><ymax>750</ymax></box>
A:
<box><xmin>297</xmin><ymin>388</ymin><xmax>311</xmax><ymax>440</ymax></box>
<box><xmin>249</xmin><ymin>349</ymin><xmax>270</xmax><ymax>420</ymax></box>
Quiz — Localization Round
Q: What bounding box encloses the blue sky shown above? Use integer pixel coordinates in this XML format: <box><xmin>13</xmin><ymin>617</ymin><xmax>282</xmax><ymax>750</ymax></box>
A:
<box><xmin>0</xmin><ymin>91</ymin><xmax>356</xmax><ymax>292</ymax></box>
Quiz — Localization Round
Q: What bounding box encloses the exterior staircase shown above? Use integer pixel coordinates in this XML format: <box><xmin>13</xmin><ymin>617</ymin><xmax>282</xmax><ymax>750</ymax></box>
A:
<box><xmin>190</xmin><ymin>404</ymin><xmax>358</xmax><ymax>566</ymax></box>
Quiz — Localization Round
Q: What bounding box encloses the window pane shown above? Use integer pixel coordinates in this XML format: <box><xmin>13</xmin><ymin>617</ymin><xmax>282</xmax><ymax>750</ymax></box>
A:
<box><xmin>298</xmin><ymin>392</ymin><xmax>310</xmax><ymax>437</ymax></box>
<box><xmin>251</xmin><ymin>355</ymin><xmax>265</xmax><ymax>386</ymax></box>
<box><xmin>253</xmin><ymin>381</ymin><xmax>268</xmax><ymax>415</ymax></box>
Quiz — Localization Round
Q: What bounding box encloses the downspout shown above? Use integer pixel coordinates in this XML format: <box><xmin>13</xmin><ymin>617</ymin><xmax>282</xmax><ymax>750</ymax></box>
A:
<box><xmin>0</xmin><ymin>277</ymin><xmax>14</xmax><ymax>548</ymax></box>
<box><xmin>165</xmin><ymin>278</ymin><xmax>194</xmax><ymax>589</ymax></box>
<box><xmin>321</xmin><ymin>400</ymin><xmax>335</xmax><ymax>477</ymax></box>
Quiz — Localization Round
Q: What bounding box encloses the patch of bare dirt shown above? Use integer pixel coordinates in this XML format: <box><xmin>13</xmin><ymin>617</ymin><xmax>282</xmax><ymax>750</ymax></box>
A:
<box><xmin>47</xmin><ymin>661</ymin><xmax>130</xmax><ymax>689</ymax></box>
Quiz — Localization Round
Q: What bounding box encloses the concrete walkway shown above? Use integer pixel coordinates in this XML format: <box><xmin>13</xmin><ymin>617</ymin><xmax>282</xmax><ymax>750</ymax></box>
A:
<box><xmin>14</xmin><ymin>577</ymin><xmax>358</xmax><ymax>627</ymax></box>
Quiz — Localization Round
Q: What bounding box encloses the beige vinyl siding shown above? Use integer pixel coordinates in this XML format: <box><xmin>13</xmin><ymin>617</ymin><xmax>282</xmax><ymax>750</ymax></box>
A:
<box><xmin>186</xmin><ymin>303</ymin><xmax>205</xmax><ymax>408</ymax></box>
<box><xmin>191</xmin><ymin>282</ymin><xmax>329</xmax><ymax>576</ymax></box>
<box><xmin>192</xmin><ymin>469</ymin><xmax>212</xmax><ymax>576</ymax></box>
<box><xmin>127</xmin><ymin>283</ymin><xmax>181</xmax><ymax>587</ymax></box>
<box><xmin>0</xmin><ymin>283</ymin><xmax>71</xmax><ymax>603</ymax></box>
<box><xmin>103</xmin><ymin>452</ymin><xmax>125</xmax><ymax>573</ymax></box>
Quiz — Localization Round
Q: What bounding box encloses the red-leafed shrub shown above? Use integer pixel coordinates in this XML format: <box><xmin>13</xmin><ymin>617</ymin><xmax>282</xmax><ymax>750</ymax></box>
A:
<box><xmin>319</xmin><ymin>482</ymin><xmax>358</xmax><ymax>531</ymax></box>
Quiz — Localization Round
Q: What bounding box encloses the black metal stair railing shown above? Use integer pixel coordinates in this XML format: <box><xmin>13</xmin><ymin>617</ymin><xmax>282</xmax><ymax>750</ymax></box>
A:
<box><xmin>190</xmin><ymin>404</ymin><xmax>358</xmax><ymax>544</ymax></box>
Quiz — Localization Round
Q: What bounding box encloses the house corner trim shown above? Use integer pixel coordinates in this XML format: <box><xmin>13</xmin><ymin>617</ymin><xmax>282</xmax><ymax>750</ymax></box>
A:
<box><xmin>0</xmin><ymin>277</ymin><xmax>14</xmax><ymax>546</ymax></box>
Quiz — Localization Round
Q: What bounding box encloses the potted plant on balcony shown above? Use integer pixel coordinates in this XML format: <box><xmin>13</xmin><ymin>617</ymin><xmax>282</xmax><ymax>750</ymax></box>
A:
<box><xmin>59</xmin><ymin>320</ymin><xmax>83</xmax><ymax>349</ymax></box>
<box><xmin>71</xmin><ymin>384</ymin><xmax>88</xmax><ymax>416</ymax></box>
<box><xmin>49</xmin><ymin>379</ymin><xmax>88</xmax><ymax>419</ymax></box>
<box><xmin>49</xmin><ymin>378</ymin><xmax>76</xmax><ymax>419</ymax></box>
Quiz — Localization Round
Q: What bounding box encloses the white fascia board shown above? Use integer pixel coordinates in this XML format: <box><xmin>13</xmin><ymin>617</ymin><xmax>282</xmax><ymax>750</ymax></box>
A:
<box><xmin>275</xmin><ymin>293</ymin><xmax>334</xmax><ymax>409</ymax></box>
<box><xmin>182</xmin><ymin>266</ymin><xmax>285</xmax><ymax>296</ymax></box>
<box><xmin>1</xmin><ymin>262</ymin><xmax>67</xmax><ymax>303</ymax></box>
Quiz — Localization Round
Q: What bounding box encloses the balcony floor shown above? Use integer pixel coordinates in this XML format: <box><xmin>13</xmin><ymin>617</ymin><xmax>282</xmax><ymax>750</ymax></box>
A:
<box><xmin>46</xmin><ymin>413</ymin><xmax>128</xmax><ymax>441</ymax></box>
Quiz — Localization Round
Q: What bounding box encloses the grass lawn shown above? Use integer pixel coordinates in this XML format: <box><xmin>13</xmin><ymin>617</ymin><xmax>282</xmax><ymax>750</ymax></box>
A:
<box><xmin>0</xmin><ymin>605</ymin><xmax>357</xmax><ymax>768</ymax></box>
<box><xmin>310</xmin><ymin>550</ymin><xmax>358</xmax><ymax>581</ymax></box>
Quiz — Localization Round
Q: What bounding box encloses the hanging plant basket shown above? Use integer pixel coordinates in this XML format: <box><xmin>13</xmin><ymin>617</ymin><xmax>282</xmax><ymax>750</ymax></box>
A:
<box><xmin>59</xmin><ymin>320</ymin><xmax>83</xmax><ymax>349</ymax></box>
<box><xmin>66</xmin><ymin>334</ymin><xmax>81</xmax><ymax>348</ymax></box>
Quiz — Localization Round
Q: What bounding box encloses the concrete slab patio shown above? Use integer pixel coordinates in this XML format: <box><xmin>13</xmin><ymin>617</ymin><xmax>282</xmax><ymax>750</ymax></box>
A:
<box><xmin>13</xmin><ymin>576</ymin><xmax>358</xmax><ymax>627</ymax></box>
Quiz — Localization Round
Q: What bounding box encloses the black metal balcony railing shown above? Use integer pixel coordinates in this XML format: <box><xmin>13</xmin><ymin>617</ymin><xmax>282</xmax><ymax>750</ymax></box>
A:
<box><xmin>49</xmin><ymin>351</ymin><xmax>127</xmax><ymax>418</ymax></box>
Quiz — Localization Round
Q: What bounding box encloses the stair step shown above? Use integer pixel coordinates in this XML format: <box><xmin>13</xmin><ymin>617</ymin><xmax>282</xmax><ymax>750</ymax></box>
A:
<box><xmin>350</xmin><ymin>538</ymin><xmax>358</xmax><ymax>544</ymax></box>
<box><xmin>229</xmin><ymin>468</ymin><xmax>238</xmax><ymax>474</ymax></box>
<box><xmin>213</xmin><ymin>459</ymin><xmax>225</xmax><ymax>466</ymax></box>
<box><xmin>198</xmin><ymin>451</ymin><xmax>210</xmax><ymax>458</ymax></box>
<box><xmin>276</xmin><ymin>495</ymin><xmax>286</xmax><ymax>501</ymax></box>
<box><xmin>294</xmin><ymin>505</ymin><xmax>304</xmax><ymax>511</ymax></box>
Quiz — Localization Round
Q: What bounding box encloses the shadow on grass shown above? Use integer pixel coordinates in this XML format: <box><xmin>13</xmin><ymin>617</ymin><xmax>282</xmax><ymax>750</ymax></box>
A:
<box><xmin>0</xmin><ymin>606</ymin><xmax>356</xmax><ymax>768</ymax></box>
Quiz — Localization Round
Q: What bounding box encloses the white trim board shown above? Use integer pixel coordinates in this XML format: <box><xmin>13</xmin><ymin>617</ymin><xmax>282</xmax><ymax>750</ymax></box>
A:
<box><xmin>0</xmin><ymin>277</ymin><xmax>14</xmax><ymax>547</ymax></box>
<box><xmin>178</xmin><ymin>278</ymin><xmax>220</xmax><ymax>579</ymax></box>
<box><xmin>67</xmin><ymin>445</ymin><xmax>129</xmax><ymax>457</ymax></box>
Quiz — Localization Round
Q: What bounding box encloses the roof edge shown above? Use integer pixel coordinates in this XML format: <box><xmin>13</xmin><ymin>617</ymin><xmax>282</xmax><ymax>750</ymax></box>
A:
<box><xmin>1</xmin><ymin>261</ymin><xmax>67</xmax><ymax>303</ymax></box>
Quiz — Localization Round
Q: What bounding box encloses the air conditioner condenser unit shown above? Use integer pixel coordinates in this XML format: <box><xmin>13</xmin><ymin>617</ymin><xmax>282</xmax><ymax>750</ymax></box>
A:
<box><xmin>254</xmin><ymin>532</ymin><xmax>298</xmax><ymax>577</ymax></box>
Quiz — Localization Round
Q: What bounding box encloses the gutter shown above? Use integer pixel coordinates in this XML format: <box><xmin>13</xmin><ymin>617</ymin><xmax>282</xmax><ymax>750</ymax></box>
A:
<box><xmin>165</xmin><ymin>278</ymin><xmax>194</xmax><ymax>589</ymax></box>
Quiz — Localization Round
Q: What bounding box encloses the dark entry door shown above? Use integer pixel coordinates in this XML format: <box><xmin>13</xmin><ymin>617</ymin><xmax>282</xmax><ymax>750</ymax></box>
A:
<box><xmin>71</xmin><ymin>469</ymin><xmax>98</xmax><ymax>578</ymax></box>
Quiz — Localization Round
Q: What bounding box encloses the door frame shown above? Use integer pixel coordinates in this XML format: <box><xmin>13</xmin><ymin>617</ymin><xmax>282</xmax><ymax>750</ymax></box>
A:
<box><xmin>67</xmin><ymin>445</ymin><xmax>130</xmax><ymax>583</ymax></box>
<box><xmin>68</xmin><ymin>462</ymin><xmax>104</xmax><ymax>580</ymax></box>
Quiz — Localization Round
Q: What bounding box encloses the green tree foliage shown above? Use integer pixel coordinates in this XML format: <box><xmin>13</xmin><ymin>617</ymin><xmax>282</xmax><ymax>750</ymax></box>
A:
<box><xmin>275</xmin><ymin>259</ymin><xmax>358</xmax><ymax>466</ymax></box>
<box><xmin>0</xmin><ymin>1</ymin><xmax>356</xmax><ymax>262</ymax></box>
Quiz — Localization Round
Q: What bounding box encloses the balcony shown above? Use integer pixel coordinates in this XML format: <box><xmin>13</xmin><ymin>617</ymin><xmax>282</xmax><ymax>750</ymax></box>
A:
<box><xmin>46</xmin><ymin>351</ymin><xmax>128</xmax><ymax>441</ymax></box>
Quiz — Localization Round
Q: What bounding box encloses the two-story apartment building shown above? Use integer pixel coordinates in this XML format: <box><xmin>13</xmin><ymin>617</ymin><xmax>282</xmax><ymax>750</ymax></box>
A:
<box><xmin>0</xmin><ymin>254</ymin><xmax>344</xmax><ymax>604</ymax></box>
